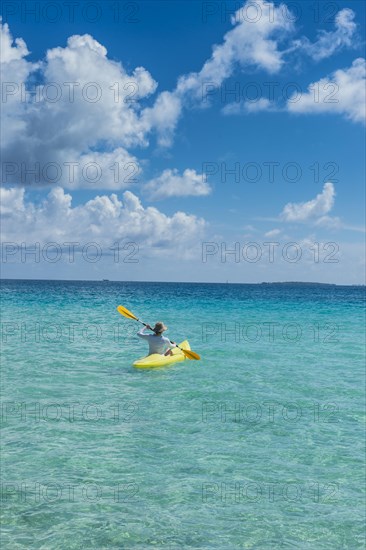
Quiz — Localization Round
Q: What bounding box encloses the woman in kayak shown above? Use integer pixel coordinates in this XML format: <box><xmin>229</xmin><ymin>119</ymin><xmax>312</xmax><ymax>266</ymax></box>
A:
<box><xmin>137</xmin><ymin>322</ymin><xmax>176</xmax><ymax>356</ymax></box>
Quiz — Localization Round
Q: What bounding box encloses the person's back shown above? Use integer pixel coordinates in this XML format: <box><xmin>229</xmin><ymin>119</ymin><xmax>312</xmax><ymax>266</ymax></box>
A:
<box><xmin>137</xmin><ymin>322</ymin><xmax>175</xmax><ymax>356</ymax></box>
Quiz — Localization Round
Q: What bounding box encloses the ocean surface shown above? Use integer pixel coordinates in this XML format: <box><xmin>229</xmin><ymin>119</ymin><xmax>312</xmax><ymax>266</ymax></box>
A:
<box><xmin>1</xmin><ymin>279</ymin><xmax>365</xmax><ymax>549</ymax></box>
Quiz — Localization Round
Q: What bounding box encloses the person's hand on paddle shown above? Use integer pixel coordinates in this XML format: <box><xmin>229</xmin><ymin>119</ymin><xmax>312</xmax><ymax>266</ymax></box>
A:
<box><xmin>145</xmin><ymin>324</ymin><xmax>153</xmax><ymax>331</ymax></box>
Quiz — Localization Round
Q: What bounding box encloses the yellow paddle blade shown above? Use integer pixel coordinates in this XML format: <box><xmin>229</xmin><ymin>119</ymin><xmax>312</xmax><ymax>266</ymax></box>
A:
<box><xmin>117</xmin><ymin>305</ymin><xmax>138</xmax><ymax>321</ymax></box>
<box><xmin>181</xmin><ymin>348</ymin><xmax>200</xmax><ymax>360</ymax></box>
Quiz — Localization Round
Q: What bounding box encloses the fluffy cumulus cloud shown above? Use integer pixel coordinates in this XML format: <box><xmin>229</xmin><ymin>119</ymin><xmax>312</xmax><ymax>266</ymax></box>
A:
<box><xmin>0</xmin><ymin>187</ymin><xmax>206</xmax><ymax>254</ymax></box>
<box><xmin>293</xmin><ymin>9</ymin><xmax>357</xmax><ymax>61</ymax></box>
<box><xmin>280</xmin><ymin>182</ymin><xmax>337</xmax><ymax>224</ymax></box>
<box><xmin>0</xmin><ymin>2</ymin><xmax>362</xmax><ymax>197</ymax></box>
<box><xmin>146</xmin><ymin>5</ymin><xmax>358</xmax><ymax>142</ymax></box>
<box><xmin>0</xmin><ymin>19</ymin><xmax>29</xmax><ymax>63</ymax></box>
<box><xmin>287</xmin><ymin>58</ymin><xmax>366</xmax><ymax>124</ymax></box>
<box><xmin>6</xmin><ymin>3</ymin><xmax>293</xmax><ymax>179</ymax></box>
<box><xmin>0</xmin><ymin>21</ymin><xmax>155</xmax><ymax>189</ymax></box>
<box><xmin>3</xmin><ymin>1</ymin><xmax>293</xmax><ymax>179</ymax></box>
<box><xmin>148</xmin><ymin>0</ymin><xmax>294</xmax><ymax>145</ymax></box>
<box><xmin>0</xmin><ymin>20</ymin><xmax>35</xmax><ymax>146</ymax></box>
<box><xmin>178</xmin><ymin>0</ymin><xmax>292</xmax><ymax>93</ymax></box>
<box><xmin>41</xmin><ymin>34</ymin><xmax>157</xmax><ymax>148</ymax></box>
<box><xmin>59</xmin><ymin>148</ymin><xmax>141</xmax><ymax>190</ymax></box>
<box><xmin>143</xmin><ymin>169</ymin><xmax>211</xmax><ymax>200</ymax></box>
<box><xmin>140</xmin><ymin>91</ymin><xmax>183</xmax><ymax>149</ymax></box>
<box><xmin>0</xmin><ymin>187</ymin><xmax>26</xmax><ymax>215</ymax></box>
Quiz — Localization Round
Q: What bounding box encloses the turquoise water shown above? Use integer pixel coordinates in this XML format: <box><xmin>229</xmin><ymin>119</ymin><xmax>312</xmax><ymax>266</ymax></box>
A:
<box><xmin>1</xmin><ymin>280</ymin><xmax>365</xmax><ymax>549</ymax></box>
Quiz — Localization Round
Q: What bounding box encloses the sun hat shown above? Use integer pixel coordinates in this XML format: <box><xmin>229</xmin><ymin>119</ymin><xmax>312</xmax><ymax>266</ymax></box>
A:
<box><xmin>153</xmin><ymin>322</ymin><xmax>167</xmax><ymax>334</ymax></box>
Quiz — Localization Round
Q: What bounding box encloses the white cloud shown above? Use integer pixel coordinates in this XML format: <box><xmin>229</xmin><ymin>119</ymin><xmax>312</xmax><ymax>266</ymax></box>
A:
<box><xmin>148</xmin><ymin>0</ymin><xmax>294</xmax><ymax>145</ymax></box>
<box><xmin>243</xmin><ymin>224</ymin><xmax>257</xmax><ymax>232</ymax></box>
<box><xmin>0</xmin><ymin>18</ymin><xmax>29</xmax><ymax>62</ymax></box>
<box><xmin>264</xmin><ymin>228</ymin><xmax>282</xmax><ymax>238</ymax></box>
<box><xmin>0</xmin><ymin>2</ymin><xmax>363</xmax><ymax>193</ymax></box>
<box><xmin>222</xmin><ymin>97</ymin><xmax>275</xmax><ymax>115</ymax></box>
<box><xmin>0</xmin><ymin>187</ymin><xmax>25</xmax><ymax>215</ymax></box>
<box><xmin>140</xmin><ymin>91</ymin><xmax>183</xmax><ymax>148</ymax></box>
<box><xmin>342</xmin><ymin>224</ymin><xmax>366</xmax><ymax>234</ymax></box>
<box><xmin>1</xmin><ymin>4</ymin><xmax>293</xmax><ymax>160</ymax></box>
<box><xmin>287</xmin><ymin>58</ymin><xmax>366</xmax><ymax>124</ymax></box>
<box><xmin>62</xmin><ymin>148</ymin><xmax>141</xmax><ymax>190</ymax></box>
<box><xmin>293</xmin><ymin>9</ymin><xmax>357</xmax><ymax>61</ymax></box>
<box><xmin>0</xmin><ymin>187</ymin><xmax>206</xmax><ymax>252</ymax></box>
<box><xmin>0</xmin><ymin>19</ymin><xmax>35</xmax><ymax>148</ymax></box>
<box><xmin>0</xmin><ymin>22</ymin><xmax>156</xmax><ymax>189</ymax></box>
<box><xmin>1</xmin><ymin>3</ymin><xmax>293</xmax><ymax>165</ymax></box>
<box><xmin>143</xmin><ymin>169</ymin><xmax>211</xmax><ymax>200</ymax></box>
<box><xmin>314</xmin><ymin>215</ymin><xmax>342</xmax><ymax>229</ymax></box>
<box><xmin>280</xmin><ymin>182</ymin><xmax>335</xmax><ymax>222</ymax></box>
<box><xmin>178</xmin><ymin>0</ymin><xmax>292</xmax><ymax>94</ymax></box>
<box><xmin>39</xmin><ymin>33</ymin><xmax>157</xmax><ymax>148</ymax></box>
<box><xmin>3</xmin><ymin>1</ymin><xmax>289</xmax><ymax>177</ymax></box>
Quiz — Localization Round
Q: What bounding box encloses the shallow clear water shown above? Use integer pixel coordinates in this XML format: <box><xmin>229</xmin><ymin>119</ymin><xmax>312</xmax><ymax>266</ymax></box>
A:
<box><xmin>1</xmin><ymin>280</ymin><xmax>365</xmax><ymax>549</ymax></box>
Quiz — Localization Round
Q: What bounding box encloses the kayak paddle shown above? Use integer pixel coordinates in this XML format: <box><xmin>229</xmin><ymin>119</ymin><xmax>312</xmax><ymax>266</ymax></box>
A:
<box><xmin>117</xmin><ymin>305</ymin><xmax>200</xmax><ymax>360</ymax></box>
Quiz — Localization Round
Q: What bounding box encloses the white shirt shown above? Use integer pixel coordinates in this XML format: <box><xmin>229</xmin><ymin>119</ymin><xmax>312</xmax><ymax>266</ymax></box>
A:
<box><xmin>137</xmin><ymin>326</ymin><xmax>174</xmax><ymax>355</ymax></box>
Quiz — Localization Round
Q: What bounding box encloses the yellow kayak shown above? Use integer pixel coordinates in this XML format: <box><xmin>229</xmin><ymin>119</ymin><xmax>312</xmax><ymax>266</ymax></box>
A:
<box><xmin>133</xmin><ymin>340</ymin><xmax>190</xmax><ymax>369</ymax></box>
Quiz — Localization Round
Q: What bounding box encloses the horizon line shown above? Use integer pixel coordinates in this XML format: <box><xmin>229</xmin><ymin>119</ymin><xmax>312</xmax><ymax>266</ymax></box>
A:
<box><xmin>1</xmin><ymin>277</ymin><xmax>365</xmax><ymax>287</ymax></box>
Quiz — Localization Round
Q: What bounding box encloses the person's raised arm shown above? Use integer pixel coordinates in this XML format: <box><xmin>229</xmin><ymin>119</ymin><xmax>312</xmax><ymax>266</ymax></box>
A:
<box><xmin>137</xmin><ymin>325</ymin><xmax>152</xmax><ymax>338</ymax></box>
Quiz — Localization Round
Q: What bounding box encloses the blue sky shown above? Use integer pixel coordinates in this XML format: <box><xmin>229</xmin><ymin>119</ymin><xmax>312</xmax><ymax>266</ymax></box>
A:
<box><xmin>1</xmin><ymin>0</ymin><xmax>365</xmax><ymax>283</ymax></box>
